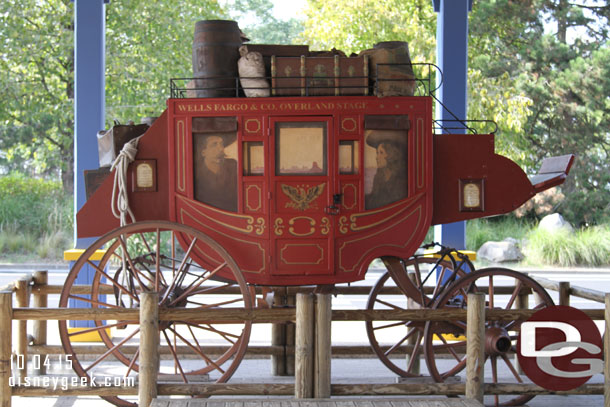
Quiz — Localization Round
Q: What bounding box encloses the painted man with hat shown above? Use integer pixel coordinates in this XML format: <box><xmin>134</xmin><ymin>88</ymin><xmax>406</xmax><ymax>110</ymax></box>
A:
<box><xmin>365</xmin><ymin>130</ymin><xmax>408</xmax><ymax>210</ymax></box>
<box><xmin>194</xmin><ymin>132</ymin><xmax>238</xmax><ymax>212</ymax></box>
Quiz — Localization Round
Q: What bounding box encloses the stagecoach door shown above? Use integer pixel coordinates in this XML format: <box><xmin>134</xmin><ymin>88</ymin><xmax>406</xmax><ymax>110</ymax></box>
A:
<box><xmin>270</xmin><ymin>117</ymin><xmax>335</xmax><ymax>276</ymax></box>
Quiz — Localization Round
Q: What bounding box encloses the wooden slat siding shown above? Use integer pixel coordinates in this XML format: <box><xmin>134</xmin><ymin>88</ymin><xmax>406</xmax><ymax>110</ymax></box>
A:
<box><xmin>150</xmin><ymin>401</ymin><xmax>482</xmax><ymax>407</ymax></box>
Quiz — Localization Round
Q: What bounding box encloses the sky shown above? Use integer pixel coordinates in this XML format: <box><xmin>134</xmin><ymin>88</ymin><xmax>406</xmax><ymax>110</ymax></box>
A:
<box><xmin>272</xmin><ymin>0</ymin><xmax>306</xmax><ymax>19</ymax></box>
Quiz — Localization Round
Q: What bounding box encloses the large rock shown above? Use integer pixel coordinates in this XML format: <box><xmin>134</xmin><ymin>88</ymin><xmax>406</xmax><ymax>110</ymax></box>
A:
<box><xmin>477</xmin><ymin>238</ymin><xmax>524</xmax><ymax>263</ymax></box>
<box><xmin>538</xmin><ymin>213</ymin><xmax>573</xmax><ymax>233</ymax></box>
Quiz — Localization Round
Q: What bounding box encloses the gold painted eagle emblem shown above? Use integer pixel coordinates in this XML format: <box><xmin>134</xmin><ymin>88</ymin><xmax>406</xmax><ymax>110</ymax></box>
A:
<box><xmin>281</xmin><ymin>183</ymin><xmax>326</xmax><ymax>211</ymax></box>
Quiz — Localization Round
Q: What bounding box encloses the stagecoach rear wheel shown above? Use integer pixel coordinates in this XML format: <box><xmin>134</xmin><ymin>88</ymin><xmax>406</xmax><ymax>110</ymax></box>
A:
<box><xmin>365</xmin><ymin>256</ymin><xmax>468</xmax><ymax>377</ymax></box>
<box><xmin>58</xmin><ymin>221</ymin><xmax>252</xmax><ymax>407</ymax></box>
<box><xmin>423</xmin><ymin>268</ymin><xmax>554</xmax><ymax>407</ymax></box>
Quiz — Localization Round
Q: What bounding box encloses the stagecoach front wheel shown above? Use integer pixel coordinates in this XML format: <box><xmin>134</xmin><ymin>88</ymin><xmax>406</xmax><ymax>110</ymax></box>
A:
<box><xmin>365</xmin><ymin>256</ymin><xmax>467</xmax><ymax>377</ymax></box>
<box><xmin>423</xmin><ymin>268</ymin><xmax>554</xmax><ymax>407</ymax></box>
<box><xmin>58</xmin><ymin>221</ymin><xmax>252</xmax><ymax>407</ymax></box>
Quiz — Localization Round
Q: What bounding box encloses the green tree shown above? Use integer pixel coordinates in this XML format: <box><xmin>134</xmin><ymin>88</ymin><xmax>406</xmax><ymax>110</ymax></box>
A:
<box><xmin>226</xmin><ymin>0</ymin><xmax>303</xmax><ymax>44</ymax></box>
<box><xmin>104</xmin><ymin>1</ymin><xmax>224</xmax><ymax>124</ymax></box>
<box><xmin>0</xmin><ymin>0</ymin><xmax>224</xmax><ymax>192</ymax></box>
<box><xmin>469</xmin><ymin>0</ymin><xmax>610</xmax><ymax>225</ymax></box>
<box><xmin>0</xmin><ymin>0</ymin><xmax>75</xmax><ymax>190</ymax></box>
<box><xmin>301</xmin><ymin>0</ymin><xmax>436</xmax><ymax>59</ymax></box>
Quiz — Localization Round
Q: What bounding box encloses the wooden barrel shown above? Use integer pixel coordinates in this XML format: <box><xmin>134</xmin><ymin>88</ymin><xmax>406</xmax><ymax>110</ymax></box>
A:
<box><xmin>192</xmin><ymin>20</ymin><xmax>243</xmax><ymax>98</ymax></box>
<box><xmin>361</xmin><ymin>41</ymin><xmax>416</xmax><ymax>97</ymax></box>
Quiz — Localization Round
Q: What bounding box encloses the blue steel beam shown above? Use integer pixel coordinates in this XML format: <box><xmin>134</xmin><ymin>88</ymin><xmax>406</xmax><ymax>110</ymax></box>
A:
<box><xmin>432</xmin><ymin>0</ymin><xmax>472</xmax><ymax>250</ymax></box>
<box><xmin>74</xmin><ymin>0</ymin><xmax>107</xmax><ymax>248</ymax></box>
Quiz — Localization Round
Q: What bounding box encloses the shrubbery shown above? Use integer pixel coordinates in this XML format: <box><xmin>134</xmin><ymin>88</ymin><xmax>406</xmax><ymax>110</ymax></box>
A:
<box><xmin>0</xmin><ymin>173</ymin><xmax>72</xmax><ymax>259</ymax></box>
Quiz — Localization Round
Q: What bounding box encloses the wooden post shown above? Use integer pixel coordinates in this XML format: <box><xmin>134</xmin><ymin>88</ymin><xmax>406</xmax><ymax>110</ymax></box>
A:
<box><xmin>405</xmin><ymin>271</ymin><xmax>421</xmax><ymax>375</ymax></box>
<box><xmin>32</xmin><ymin>271</ymin><xmax>48</xmax><ymax>376</ymax></box>
<box><xmin>285</xmin><ymin>293</ymin><xmax>296</xmax><ymax>376</ymax></box>
<box><xmin>604</xmin><ymin>293</ymin><xmax>610</xmax><ymax>407</ymax></box>
<box><xmin>514</xmin><ymin>288</ymin><xmax>529</xmax><ymax>375</ymax></box>
<box><xmin>271</xmin><ymin>288</ymin><xmax>286</xmax><ymax>376</ymax></box>
<box><xmin>0</xmin><ymin>292</ymin><xmax>13</xmax><ymax>407</ymax></box>
<box><xmin>15</xmin><ymin>278</ymin><xmax>30</xmax><ymax>380</ymax></box>
<box><xmin>559</xmin><ymin>281</ymin><xmax>570</xmax><ymax>307</ymax></box>
<box><xmin>139</xmin><ymin>292</ymin><xmax>159</xmax><ymax>407</ymax></box>
<box><xmin>465</xmin><ymin>293</ymin><xmax>485</xmax><ymax>403</ymax></box>
<box><xmin>295</xmin><ymin>293</ymin><xmax>314</xmax><ymax>398</ymax></box>
<box><xmin>314</xmin><ymin>293</ymin><xmax>331</xmax><ymax>398</ymax></box>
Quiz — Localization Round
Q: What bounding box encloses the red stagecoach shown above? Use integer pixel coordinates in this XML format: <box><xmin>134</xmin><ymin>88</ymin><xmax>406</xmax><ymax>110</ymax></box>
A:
<box><xmin>61</xmin><ymin>27</ymin><xmax>574</xmax><ymax>407</ymax></box>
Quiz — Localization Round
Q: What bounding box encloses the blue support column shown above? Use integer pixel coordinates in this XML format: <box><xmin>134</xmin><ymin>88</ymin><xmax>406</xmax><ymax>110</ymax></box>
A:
<box><xmin>433</xmin><ymin>0</ymin><xmax>472</xmax><ymax>250</ymax></box>
<box><xmin>74</xmin><ymin>0</ymin><xmax>107</xmax><ymax>249</ymax></box>
<box><xmin>71</xmin><ymin>0</ymin><xmax>108</xmax><ymax>336</ymax></box>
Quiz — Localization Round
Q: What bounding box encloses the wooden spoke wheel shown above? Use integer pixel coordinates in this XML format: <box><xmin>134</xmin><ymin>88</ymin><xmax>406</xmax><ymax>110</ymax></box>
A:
<box><xmin>58</xmin><ymin>221</ymin><xmax>252</xmax><ymax>407</ymax></box>
<box><xmin>423</xmin><ymin>267</ymin><xmax>554</xmax><ymax>407</ymax></box>
<box><xmin>365</xmin><ymin>256</ymin><xmax>467</xmax><ymax>377</ymax></box>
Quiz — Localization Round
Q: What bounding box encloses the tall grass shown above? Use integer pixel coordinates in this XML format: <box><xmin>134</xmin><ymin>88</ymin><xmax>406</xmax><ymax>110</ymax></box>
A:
<box><xmin>466</xmin><ymin>216</ymin><xmax>532</xmax><ymax>251</ymax></box>
<box><xmin>525</xmin><ymin>225</ymin><xmax>610</xmax><ymax>267</ymax></box>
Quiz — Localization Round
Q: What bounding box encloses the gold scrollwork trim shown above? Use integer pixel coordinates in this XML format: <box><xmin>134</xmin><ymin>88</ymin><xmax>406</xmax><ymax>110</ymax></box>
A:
<box><xmin>321</xmin><ymin>217</ymin><xmax>330</xmax><ymax>235</ymax></box>
<box><xmin>255</xmin><ymin>217</ymin><xmax>265</xmax><ymax>236</ymax></box>
<box><xmin>177</xmin><ymin>120</ymin><xmax>186</xmax><ymax>192</ymax></box>
<box><xmin>245</xmin><ymin>118</ymin><xmax>261</xmax><ymax>134</ymax></box>
<box><xmin>179</xmin><ymin>209</ymin><xmax>266</xmax><ymax>274</ymax></box>
<box><xmin>417</xmin><ymin>117</ymin><xmax>424</xmax><ymax>189</ymax></box>
<box><xmin>245</xmin><ymin>185</ymin><xmax>262</xmax><ymax>212</ymax></box>
<box><xmin>280</xmin><ymin>244</ymin><xmax>324</xmax><ymax>265</ymax></box>
<box><xmin>339</xmin><ymin>206</ymin><xmax>422</xmax><ymax>273</ymax></box>
<box><xmin>349</xmin><ymin>194</ymin><xmax>421</xmax><ymax>232</ymax></box>
<box><xmin>339</xmin><ymin>216</ymin><xmax>349</xmax><ymax>234</ymax></box>
<box><xmin>179</xmin><ymin>195</ymin><xmax>257</xmax><ymax>235</ymax></box>
<box><xmin>288</xmin><ymin>216</ymin><xmax>316</xmax><ymax>237</ymax></box>
<box><xmin>274</xmin><ymin>218</ymin><xmax>284</xmax><ymax>236</ymax></box>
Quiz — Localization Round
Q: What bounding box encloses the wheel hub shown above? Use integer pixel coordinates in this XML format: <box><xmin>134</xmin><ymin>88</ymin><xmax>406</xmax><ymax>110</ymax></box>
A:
<box><xmin>485</xmin><ymin>326</ymin><xmax>512</xmax><ymax>356</ymax></box>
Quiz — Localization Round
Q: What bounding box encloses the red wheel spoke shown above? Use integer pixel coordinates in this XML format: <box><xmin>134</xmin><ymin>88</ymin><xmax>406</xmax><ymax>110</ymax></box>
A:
<box><xmin>488</xmin><ymin>275</ymin><xmax>494</xmax><ymax>309</ymax></box>
<box><xmin>373</xmin><ymin>321</ymin><xmax>406</xmax><ymax>331</ymax></box>
<box><xmin>161</xmin><ymin>237</ymin><xmax>199</xmax><ymax>303</ymax></box>
<box><xmin>437</xmin><ymin>333</ymin><xmax>463</xmax><ymax>362</ymax></box>
<box><xmin>374</xmin><ymin>298</ymin><xmax>406</xmax><ymax>311</ymax></box>
<box><xmin>183</xmin><ymin>322</ymin><xmax>240</xmax><ymax>344</ymax></box>
<box><xmin>168</xmin><ymin>326</ymin><xmax>226</xmax><ymax>374</ymax></box>
<box><xmin>491</xmin><ymin>356</ymin><xmax>499</xmax><ymax>406</ymax></box>
<box><xmin>190</xmin><ymin>283</ymin><xmax>234</xmax><ymax>296</ymax></box>
<box><xmin>167</xmin><ymin>262</ymin><xmax>227</xmax><ymax>307</ymax></box>
<box><xmin>186</xmin><ymin>325</ymin><xmax>226</xmax><ymax>374</ymax></box>
<box><xmin>505</xmin><ymin>280</ymin><xmax>523</xmax><ymax>310</ymax></box>
<box><xmin>85</xmin><ymin>328</ymin><xmax>140</xmax><ymax>372</ymax></box>
<box><xmin>67</xmin><ymin>294</ymin><xmax>122</xmax><ymax>309</ymax></box>
<box><xmin>125</xmin><ymin>348</ymin><xmax>140</xmax><ymax>377</ymax></box>
<box><xmin>500</xmin><ymin>353</ymin><xmax>524</xmax><ymax>383</ymax></box>
<box><xmin>384</xmin><ymin>330</ymin><xmax>413</xmax><ymax>357</ymax></box>
<box><xmin>405</xmin><ymin>329</ymin><xmax>422</xmax><ymax>373</ymax></box>
<box><xmin>117</xmin><ymin>235</ymin><xmax>148</xmax><ymax>291</ymax></box>
<box><xmin>68</xmin><ymin>321</ymin><xmax>132</xmax><ymax>337</ymax></box>
<box><xmin>162</xmin><ymin>330</ymin><xmax>188</xmax><ymax>383</ymax></box>
<box><xmin>86</xmin><ymin>259</ymin><xmax>140</xmax><ymax>303</ymax></box>
<box><xmin>188</xmin><ymin>297</ymin><xmax>243</xmax><ymax>309</ymax></box>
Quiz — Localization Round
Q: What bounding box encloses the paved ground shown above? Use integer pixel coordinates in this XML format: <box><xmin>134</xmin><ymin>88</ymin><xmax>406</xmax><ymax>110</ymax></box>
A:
<box><xmin>2</xmin><ymin>264</ymin><xmax>607</xmax><ymax>407</ymax></box>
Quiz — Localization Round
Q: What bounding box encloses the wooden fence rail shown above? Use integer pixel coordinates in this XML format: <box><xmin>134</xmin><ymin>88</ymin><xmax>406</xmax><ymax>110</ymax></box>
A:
<box><xmin>1</xmin><ymin>269</ymin><xmax>610</xmax><ymax>407</ymax></box>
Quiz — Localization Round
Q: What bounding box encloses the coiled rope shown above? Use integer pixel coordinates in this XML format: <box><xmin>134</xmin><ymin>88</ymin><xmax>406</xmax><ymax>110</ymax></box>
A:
<box><xmin>110</xmin><ymin>136</ymin><xmax>142</xmax><ymax>226</ymax></box>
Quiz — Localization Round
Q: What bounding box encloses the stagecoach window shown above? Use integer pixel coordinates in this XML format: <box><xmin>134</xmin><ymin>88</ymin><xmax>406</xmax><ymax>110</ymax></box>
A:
<box><xmin>192</xmin><ymin>128</ymin><xmax>239</xmax><ymax>213</ymax></box>
<box><xmin>275</xmin><ymin>122</ymin><xmax>327</xmax><ymax>176</ymax></box>
<box><xmin>243</xmin><ymin>141</ymin><xmax>264</xmax><ymax>176</ymax></box>
<box><xmin>364</xmin><ymin>129</ymin><xmax>408</xmax><ymax>210</ymax></box>
<box><xmin>339</xmin><ymin>140</ymin><xmax>359</xmax><ymax>175</ymax></box>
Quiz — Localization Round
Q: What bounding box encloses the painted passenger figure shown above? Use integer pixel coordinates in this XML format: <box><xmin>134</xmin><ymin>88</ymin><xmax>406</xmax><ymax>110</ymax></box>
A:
<box><xmin>365</xmin><ymin>130</ymin><xmax>408</xmax><ymax>210</ymax></box>
<box><xmin>194</xmin><ymin>132</ymin><xmax>238</xmax><ymax>212</ymax></box>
